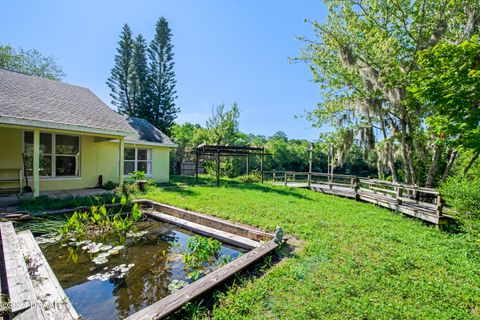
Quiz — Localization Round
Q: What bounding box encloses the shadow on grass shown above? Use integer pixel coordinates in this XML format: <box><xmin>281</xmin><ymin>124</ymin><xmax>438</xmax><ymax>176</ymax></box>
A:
<box><xmin>167</xmin><ymin>175</ymin><xmax>313</xmax><ymax>200</ymax></box>
<box><xmin>221</xmin><ymin>180</ymin><xmax>313</xmax><ymax>200</ymax></box>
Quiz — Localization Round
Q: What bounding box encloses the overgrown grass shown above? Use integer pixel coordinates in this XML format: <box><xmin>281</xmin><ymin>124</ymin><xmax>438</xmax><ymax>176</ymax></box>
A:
<box><xmin>137</xmin><ymin>177</ymin><xmax>480</xmax><ymax>319</ymax></box>
<box><xmin>19</xmin><ymin>193</ymin><xmax>116</xmax><ymax>213</ymax></box>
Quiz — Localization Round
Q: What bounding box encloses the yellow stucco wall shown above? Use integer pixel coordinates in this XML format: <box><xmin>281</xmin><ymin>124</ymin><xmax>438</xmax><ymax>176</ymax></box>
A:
<box><xmin>0</xmin><ymin>126</ymin><xmax>171</xmax><ymax>192</ymax></box>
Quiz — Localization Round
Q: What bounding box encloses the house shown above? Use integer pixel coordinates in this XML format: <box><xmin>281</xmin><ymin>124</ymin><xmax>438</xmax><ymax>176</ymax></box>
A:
<box><xmin>0</xmin><ymin>69</ymin><xmax>176</xmax><ymax>197</ymax></box>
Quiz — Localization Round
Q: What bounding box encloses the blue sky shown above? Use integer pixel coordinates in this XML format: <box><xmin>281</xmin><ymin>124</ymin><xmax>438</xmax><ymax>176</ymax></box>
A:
<box><xmin>0</xmin><ymin>0</ymin><xmax>327</xmax><ymax>140</ymax></box>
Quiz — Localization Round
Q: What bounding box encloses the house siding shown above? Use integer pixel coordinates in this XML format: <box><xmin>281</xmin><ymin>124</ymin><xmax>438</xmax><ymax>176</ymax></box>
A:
<box><xmin>0</xmin><ymin>126</ymin><xmax>170</xmax><ymax>192</ymax></box>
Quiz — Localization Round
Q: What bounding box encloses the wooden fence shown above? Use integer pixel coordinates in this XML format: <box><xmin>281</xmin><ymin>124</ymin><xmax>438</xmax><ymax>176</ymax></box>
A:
<box><xmin>263</xmin><ymin>171</ymin><xmax>448</xmax><ymax>225</ymax></box>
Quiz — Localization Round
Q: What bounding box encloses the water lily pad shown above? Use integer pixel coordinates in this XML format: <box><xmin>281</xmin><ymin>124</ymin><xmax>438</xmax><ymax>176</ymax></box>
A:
<box><xmin>100</xmin><ymin>245</ymin><xmax>113</xmax><ymax>251</ymax></box>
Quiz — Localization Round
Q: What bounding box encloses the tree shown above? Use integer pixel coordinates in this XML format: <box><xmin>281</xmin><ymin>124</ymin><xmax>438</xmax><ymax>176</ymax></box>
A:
<box><xmin>409</xmin><ymin>35</ymin><xmax>480</xmax><ymax>180</ymax></box>
<box><xmin>107</xmin><ymin>24</ymin><xmax>135</xmax><ymax>115</ymax></box>
<box><xmin>0</xmin><ymin>44</ymin><xmax>65</xmax><ymax>80</ymax></box>
<box><xmin>270</xmin><ymin>131</ymin><xmax>289</xmax><ymax>142</ymax></box>
<box><xmin>148</xmin><ymin>17</ymin><xmax>179</xmax><ymax>135</ymax></box>
<box><xmin>206</xmin><ymin>103</ymin><xmax>241</xmax><ymax>145</ymax></box>
<box><xmin>131</xmin><ymin>34</ymin><xmax>150</xmax><ymax>120</ymax></box>
<box><xmin>299</xmin><ymin>0</ymin><xmax>479</xmax><ymax>185</ymax></box>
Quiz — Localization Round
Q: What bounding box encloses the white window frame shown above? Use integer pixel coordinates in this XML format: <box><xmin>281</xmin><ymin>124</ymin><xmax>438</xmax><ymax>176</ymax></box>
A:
<box><xmin>23</xmin><ymin>131</ymin><xmax>81</xmax><ymax>180</ymax></box>
<box><xmin>124</xmin><ymin>147</ymin><xmax>153</xmax><ymax>177</ymax></box>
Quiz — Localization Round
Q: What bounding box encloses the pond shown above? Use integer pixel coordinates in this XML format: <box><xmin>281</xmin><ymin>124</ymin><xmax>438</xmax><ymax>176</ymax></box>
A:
<box><xmin>34</xmin><ymin>218</ymin><xmax>246</xmax><ymax>320</ymax></box>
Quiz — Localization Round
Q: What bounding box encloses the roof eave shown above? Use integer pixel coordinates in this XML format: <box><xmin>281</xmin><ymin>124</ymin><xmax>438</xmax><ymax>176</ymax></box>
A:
<box><xmin>0</xmin><ymin>115</ymin><xmax>132</xmax><ymax>137</ymax></box>
<box><xmin>124</xmin><ymin>139</ymin><xmax>178</xmax><ymax>148</ymax></box>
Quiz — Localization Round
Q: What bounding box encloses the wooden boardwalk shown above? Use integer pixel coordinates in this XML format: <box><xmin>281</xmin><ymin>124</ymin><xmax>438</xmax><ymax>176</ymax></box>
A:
<box><xmin>269</xmin><ymin>171</ymin><xmax>449</xmax><ymax>225</ymax></box>
<box><xmin>0</xmin><ymin>222</ymin><xmax>78</xmax><ymax>320</ymax></box>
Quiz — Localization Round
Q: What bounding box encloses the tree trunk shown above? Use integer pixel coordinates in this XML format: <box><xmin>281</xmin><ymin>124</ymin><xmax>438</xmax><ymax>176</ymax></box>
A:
<box><xmin>464</xmin><ymin>150</ymin><xmax>480</xmax><ymax>175</ymax></box>
<box><xmin>442</xmin><ymin>149</ymin><xmax>458</xmax><ymax>181</ymax></box>
<box><xmin>425</xmin><ymin>143</ymin><xmax>442</xmax><ymax>187</ymax></box>
<box><xmin>380</xmin><ymin>116</ymin><xmax>397</xmax><ymax>182</ymax></box>
<box><xmin>399</xmin><ymin>116</ymin><xmax>416</xmax><ymax>184</ymax></box>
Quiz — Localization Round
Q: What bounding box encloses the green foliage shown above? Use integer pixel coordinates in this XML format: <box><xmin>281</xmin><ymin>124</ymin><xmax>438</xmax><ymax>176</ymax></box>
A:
<box><xmin>108</xmin><ymin>17</ymin><xmax>179</xmax><ymax>135</ymax></box>
<box><xmin>129</xmin><ymin>170</ymin><xmax>147</xmax><ymax>181</ymax></box>
<box><xmin>107</xmin><ymin>24</ymin><xmax>135</xmax><ymax>114</ymax></box>
<box><xmin>298</xmin><ymin>0</ymin><xmax>477</xmax><ymax>186</ymax></box>
<box><xmin>235</xmin><ymin>173</ymin><xmax>261</xmax><ymax>183</ymax></box>
<box><xmin>102</xmin><ymin>180</ymin><xmax>118</xmax><ymax>191</ymax></box>
<box><xmin>139</xmin><ymin>182</ymin><xmax>480</xmax><ymax>319</ymax></box>
<box><xmin>19</xmin><ymin>193</ymin><xmax>117</xmax><ymax>213</ymax></box>
<box><xmin>183</xmin><ymin>235</ymin><xmax>222</xmax><ymax>280</ymax></box>
<box><xmin>0</xmin><ymin>44</ymin><xmax>65</xmax><ymax>80</ymax></box>
<box><xmin>148</xmin><ymin>17</ymin><xmax>179</xmax><ymax>135</ymax></box>
<box><xmin>410</xmin><ymin>35</ymin><xmax>480</xmax><ymax>152</ymax></box>
<box><xmin>58</xmin><ymin>199</ymin><xmax>142</xmax><ymax>237</ymax></box>
<box><xmin>206</xmin><ymin>103</ymin><xmax>241</xmax><ymax>145</ymax></box>
<box><xmin>440</xmin><ymin>177</ymin><xmax>480</xmax><ymax>245</ymax></box>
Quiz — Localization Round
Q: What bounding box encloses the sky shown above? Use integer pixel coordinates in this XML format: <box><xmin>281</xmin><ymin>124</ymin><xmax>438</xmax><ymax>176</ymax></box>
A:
<box><xmin>0</xmin><ymin>0</ymin><xmax>328</xmax><ymax>141</ymax></box>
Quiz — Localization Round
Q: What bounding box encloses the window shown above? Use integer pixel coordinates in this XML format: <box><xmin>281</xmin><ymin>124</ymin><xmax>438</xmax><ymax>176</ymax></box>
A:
<box><xmin>124</xmin><ymin>148</ymin><xmax>152</xmax><ymax>175</ymax></box>
<box><xmin>24</xmin><ymin>132</ymin><xmax>80</xmax><ymax>177</ymax></box>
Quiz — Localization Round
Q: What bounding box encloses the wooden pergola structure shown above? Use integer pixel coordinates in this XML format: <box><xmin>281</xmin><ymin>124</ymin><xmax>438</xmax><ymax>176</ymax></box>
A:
<box><xmin>195</xmin><ymin>144</ymin><xmax>271</xmax><ymax>186</ymax></box>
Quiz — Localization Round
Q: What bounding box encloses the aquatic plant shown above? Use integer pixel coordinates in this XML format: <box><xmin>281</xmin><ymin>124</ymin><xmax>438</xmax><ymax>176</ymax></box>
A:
<box><xmin>57</xmin><ymin>196</ymin><xmax>143</xmax><ymax>238</ymax></box>
<box><xmin>168</xmin><ymin>279</ymin><xmax>188</xmax><ymax>293</ymax></box>
<box><xmin>183</xmin><ymin>235</ymin><xmax>222</xmax><ymax>280</ymax></box>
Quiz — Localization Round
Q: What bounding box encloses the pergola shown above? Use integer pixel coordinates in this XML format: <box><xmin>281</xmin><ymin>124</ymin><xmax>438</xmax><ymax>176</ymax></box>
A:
<box><xmin>194</xmin><ymin>143</ymin><xmax>271</xmax><ymax>186</ymax></box>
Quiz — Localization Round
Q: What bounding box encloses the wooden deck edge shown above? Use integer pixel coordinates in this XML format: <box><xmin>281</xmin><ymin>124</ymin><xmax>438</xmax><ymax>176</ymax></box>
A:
<box><xmin>146</xmin><ymin>211</ymin><xmax>261</xmax><ymax>250</ymax></box>
<box><xmin>285</xmin><ymin>183</ymin><xmax>445</xmax><ymax>225</ymax></box>
<box><xmin>126</xmin><ymin>240</ymin><xmax>279</xmax><ymax>320</ymax></box>
<box><xmin>16</xmin><ymin>230</ymin><xmax>79</xmax><ymax>320</ymax></box>
<box><xmin>134</xmin><ymin>199</ymin><xmax>275</xmax><ymax>241</ymax></box>
<box><xmin>0</xmin><ymin>222</ymin><xmax>37</xmax><ymax>314</ymax></box>
<box><xmin>358</xmin><ymin>195</ymin><xmax>441</xmax><ymax>224</ymax></box>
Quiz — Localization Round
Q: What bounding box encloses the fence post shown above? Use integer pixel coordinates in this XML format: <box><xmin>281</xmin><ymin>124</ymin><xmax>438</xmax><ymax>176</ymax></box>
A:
<box><xmin>284</xmin><ymin>172</ymin><xmax>288</xmax><ymax>186</ymax></box>
<box><xmin>396</xmin><ymin>187</ymin><xmax>403</xmax><ymax>205</ymax></box>
<box><xmin>353</xmin><ymin>177</ymin><xmax>359</xmax><ymax>200</ymax></box>
<box><xmin>273</xmin><ymin>170</ymin><xmax>276</xmax><ymax>181</ymax></box>
<box><xmin>435</xmin><ymin>195</ymin><xmax>443</xmax><ymax>216</ymax></box>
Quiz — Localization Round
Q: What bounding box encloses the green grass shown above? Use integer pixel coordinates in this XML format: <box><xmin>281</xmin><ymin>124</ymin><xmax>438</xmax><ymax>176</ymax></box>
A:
<box><xmin>136</xmin><ymin>177</ymin><xmax>480</xmax><ymax>319</ymax></box>
<box><xmin>18</xmin><ymin>193</ymin><xmax>115</xmax><ymax>213</ymax></box>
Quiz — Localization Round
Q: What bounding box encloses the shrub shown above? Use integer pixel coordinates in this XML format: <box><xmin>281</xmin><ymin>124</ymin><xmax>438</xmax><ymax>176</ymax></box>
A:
<box><xmin>103</xmin><ymin>180</ymin><xmax>118</xmax><ymax>190</ymax></box>
<box><xmin>128</xmin><ymin>171</ymin><xmax>147</xmax><ymax>181</ymax></box>
<box><xmin>235</xmin><ymin>173</ymin><xmax>261</xmax><ymax>183</ymax></box>
<box><xmin>440</xmin><ymin>176</ymin><xmax>480</xmax><ymax>243</ymax></box>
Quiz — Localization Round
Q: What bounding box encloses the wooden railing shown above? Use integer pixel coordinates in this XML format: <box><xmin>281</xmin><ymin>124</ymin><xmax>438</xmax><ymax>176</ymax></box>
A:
<box><xmin>263</xmin><ymin>170</ymin><xmax>446</xmax><ymax>224</ymax></box>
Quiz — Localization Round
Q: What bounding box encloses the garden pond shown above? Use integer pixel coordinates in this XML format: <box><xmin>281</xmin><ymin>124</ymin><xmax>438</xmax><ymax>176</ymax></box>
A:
<box><xmin>30</xmin><ymin>218</ymin><xmax>246</xmax><ymax>320</ymax></box>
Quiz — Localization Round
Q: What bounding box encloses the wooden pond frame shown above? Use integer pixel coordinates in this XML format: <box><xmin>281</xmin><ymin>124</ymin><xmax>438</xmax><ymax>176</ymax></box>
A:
<box><xmin>126</xmin><ymin>199</ymin><xmax>279</xmax><ymax>320</ymax></box>
<box><xmin>0</xmin><ymin>199</ymin><xmax>280</xmax><ymax>320</ymax></box>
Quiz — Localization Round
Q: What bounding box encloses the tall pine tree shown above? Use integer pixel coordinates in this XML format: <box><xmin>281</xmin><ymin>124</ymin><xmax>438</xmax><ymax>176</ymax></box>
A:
<box><xmin>131</xmin><ymin>34</ymin><xmax>150</xmax><ymax>119</ymax></box>
<box><xmin>148</xmin><ymin>17</ymin><xmax>179</xmax><ymax>135</ymax></box>
<box><xmin>107</xmin><ymin>24</ymin><xmax>135</xmax><ymax>115</ymax></box>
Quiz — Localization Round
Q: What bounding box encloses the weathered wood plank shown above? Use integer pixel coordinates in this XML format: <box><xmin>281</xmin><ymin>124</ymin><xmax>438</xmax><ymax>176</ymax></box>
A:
<box><xmin>17</xmin><ymin>231</ymin><xmax>79</xmax><ymax>320</ymax></box>
<box><xmin>276</xmin><ymin>177</ymin><xmax>446</xmax><ymax>225</ymax></box>
<box><xmin>126</xmin><ymin>240</ymin><xmax>278</xmax><ymax>320</ymax></box>
<box><xmin>0</xmin><ymin>222</ymin><xmax>37</xmax><ymax>314</ymax></box>
<box><xmin>146</xmin><ymin>211</ymin><xmax>261</xmax><ymax>250</ymax></box>
<box><xmin>134</xmin><ymin>200</ymin><xmax>275</xmax><ymax>241</ymax></box>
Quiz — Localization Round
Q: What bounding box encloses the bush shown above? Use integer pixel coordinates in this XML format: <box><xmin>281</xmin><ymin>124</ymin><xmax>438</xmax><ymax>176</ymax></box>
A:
<box><xmin>440</xmin><ymin>176</ymin><xmax>480</xmax><ymax>243</ymax></box>
<box><xmin>103</xmin><ymin>180</ymin><xmax>118</xmax><ymax>190</ymax></box>
<box><xmin>235</xmin><ymin>173</ymin><xmax>261</xmax><ymax>183</ymax></box>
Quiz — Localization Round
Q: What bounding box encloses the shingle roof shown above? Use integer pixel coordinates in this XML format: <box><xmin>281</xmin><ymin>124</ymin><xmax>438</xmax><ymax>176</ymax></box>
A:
<box><xmin>0</xmin><ymin>69</ymin><xmax>134</xmax><ymax>134</ymax></box>
<box><xmin>0</xmin><ymin>69</ymin><xmax>176</xmax><ymax>147</ymax></box>
<box><xmin>124</xmin><ymin>117</ymin><xmax>175</xmax><ymax>146</ymax></box>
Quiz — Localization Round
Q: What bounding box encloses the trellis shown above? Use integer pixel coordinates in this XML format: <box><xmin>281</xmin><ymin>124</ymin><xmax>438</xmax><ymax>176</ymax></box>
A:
<box><xmin>194</xmin><ymin>144</ymin><xmax>271</xmax><ymax>186</ymax></box>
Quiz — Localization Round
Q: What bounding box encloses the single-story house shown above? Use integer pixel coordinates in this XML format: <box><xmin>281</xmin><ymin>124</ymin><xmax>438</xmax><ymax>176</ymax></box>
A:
<box><xmin>0</xmin><ymin>68</ymin><xmax>177</xmax><ymax>197</ymax></box>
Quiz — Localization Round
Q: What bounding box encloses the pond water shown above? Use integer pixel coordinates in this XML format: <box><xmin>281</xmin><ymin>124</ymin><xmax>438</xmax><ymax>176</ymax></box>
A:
<box><xmin>36</xmin><ymin>219</ymin><xmax>245</xmax><ymax>320</ymax></box>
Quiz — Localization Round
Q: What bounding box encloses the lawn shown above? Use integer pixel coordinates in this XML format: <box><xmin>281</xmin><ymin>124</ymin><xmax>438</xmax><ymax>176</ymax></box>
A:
<box><xmin>135</xmin><ymin>177</ymin><xmax>480</xmax><ymax>319</ymax></box>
